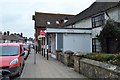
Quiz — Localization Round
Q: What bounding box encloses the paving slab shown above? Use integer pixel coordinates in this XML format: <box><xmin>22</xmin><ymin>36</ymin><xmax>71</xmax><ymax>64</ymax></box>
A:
<box><xmin>21</xmin><ymin>49</ymin><xmax>87</xmax><ymax>78</ymax></box>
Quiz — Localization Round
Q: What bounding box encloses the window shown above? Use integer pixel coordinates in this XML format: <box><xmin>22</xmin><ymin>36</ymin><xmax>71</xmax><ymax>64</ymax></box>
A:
<box><xmin>47</xmin><ymin>21</ymin><xmax>50</xmax><ymax>25</ymax></box>
<box><xmin>92</xmin><ymin>38</ymin><xmax>101</xmax><ymax>52</ymax></box>
<box><xmin>92</xmin><ymin>13</ymin><xmax>105</xmax><ymax>28</ymax></box>
<box><xmin>0</xmin><ymin>46</ymin><xmax>18</xmax><ymax>56</ymax></box>
<box><xmin>56</xmin><ymin>21</ymin><xmax>59</xmax><ymax>24</ymax></box>
<box><xmin>72</xmin><ymin>24</ymin><xmax>75</xmax><ymax>28</ymax></box>
<box><xmin>64</xmin><ymin>17</ymin><xmax>68</xmax><ymax>23</ymax></box>
<box><xmin>64</xmin><ymin>20</ymin><xmax>68</xmax><ymax>23</ymax></box>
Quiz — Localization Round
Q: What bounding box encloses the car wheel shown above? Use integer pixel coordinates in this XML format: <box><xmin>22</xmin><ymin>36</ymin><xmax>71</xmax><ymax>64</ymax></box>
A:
<box><xmin>15</xmin><ymin>67</ymin><xmax>21</xmax><ymax>77</ymax></box>
<box><xmin>16</xmin><ymin>64</ymin><xmax>23</xmax><ymax>77</ymax></box>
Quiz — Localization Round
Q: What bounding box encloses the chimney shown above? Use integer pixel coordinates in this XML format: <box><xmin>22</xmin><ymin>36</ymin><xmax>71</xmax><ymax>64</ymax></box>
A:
<box><xmin>4</xmin><ymin>32</ymin><xmax>7</xmax><ymax>35</ymax></box>
<box><xmin>7</xmin><ymin>31</ymin><xmax>10</xmax><ymax>35</ymax></box>
<box><xmin>20</xmin><ymin>33</ymin><xmax>23</xmax><ymax>37</ymax></box>
<box><xmin>14</xmin><ymin>33</ymin><xmax>16</xmax><ymax>35</ymax></box>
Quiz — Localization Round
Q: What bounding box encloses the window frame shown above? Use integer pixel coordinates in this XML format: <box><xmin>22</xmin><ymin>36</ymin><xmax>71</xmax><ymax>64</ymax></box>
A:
<box><xmin>92</xmin><ymin>13</ymin><xmax>105</xmax><ymax>28</ymax></box>
<box><xmin>92</xmin><ymin>38</ymin><xmax>101</xmax><ymax>52</ymax></box>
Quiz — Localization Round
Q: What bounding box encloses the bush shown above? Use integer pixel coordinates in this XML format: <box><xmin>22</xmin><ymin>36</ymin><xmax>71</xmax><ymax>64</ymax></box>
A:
<box><xmin>115</xmin><ymin>54</ymin><xmax>120</xmax><ymax>61</ymax></box>
<box><xmin>84</xmin><ymin>53</ymin><xmax>115</xmax><ymax>61</ymax></box>
<box><xmin>83</xmin><ymin>53</ymin><xmax>120</xmax><ymax>66</ymax></box>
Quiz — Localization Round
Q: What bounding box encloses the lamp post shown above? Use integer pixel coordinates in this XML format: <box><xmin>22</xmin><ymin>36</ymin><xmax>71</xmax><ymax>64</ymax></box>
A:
<box><xmin>47</xmin><ymin>33</ymin><xmax>49</xmax><ymax>60</ymax></box>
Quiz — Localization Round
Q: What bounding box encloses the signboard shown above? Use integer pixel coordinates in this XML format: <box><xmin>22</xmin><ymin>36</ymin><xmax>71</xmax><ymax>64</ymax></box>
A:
<box><xmin>40</xmin><ymin>30</ymin><xmax>46</xmax><ymax>37</ymax></box>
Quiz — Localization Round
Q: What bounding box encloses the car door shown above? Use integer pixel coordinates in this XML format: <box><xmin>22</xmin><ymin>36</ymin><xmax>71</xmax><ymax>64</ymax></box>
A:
<box><xmin>20</xmin><ymin>45</ymin><xmax>25</xmax><ymax>66</ymax></box>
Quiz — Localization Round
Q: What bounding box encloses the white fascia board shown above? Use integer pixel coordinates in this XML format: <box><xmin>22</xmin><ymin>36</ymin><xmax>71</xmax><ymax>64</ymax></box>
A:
<box><xmin>45</xmin><ymin>28</ymin><xmax>92</xmax><ymax>34</ymax></box>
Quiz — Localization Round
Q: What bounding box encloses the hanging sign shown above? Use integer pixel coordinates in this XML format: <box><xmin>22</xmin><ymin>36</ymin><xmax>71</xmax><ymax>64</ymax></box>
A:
<box><xmin>40</xmin><ymin>30</ymin><xmax>46</xmax><ymax>37</ymax></box>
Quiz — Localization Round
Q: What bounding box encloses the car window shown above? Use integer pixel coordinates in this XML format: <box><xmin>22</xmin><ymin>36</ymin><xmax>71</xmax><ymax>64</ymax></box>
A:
<box><xmin>0</xmin><ymin>46</ymin><xmax>18</xmax><ymax>56</ymax></box>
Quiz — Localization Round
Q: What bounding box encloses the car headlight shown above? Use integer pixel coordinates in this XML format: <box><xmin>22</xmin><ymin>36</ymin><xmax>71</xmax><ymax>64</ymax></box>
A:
<box><xmin>10</xmin><ymin>58</ymin><xmax>18</xmax><ymax>65</ymax></box>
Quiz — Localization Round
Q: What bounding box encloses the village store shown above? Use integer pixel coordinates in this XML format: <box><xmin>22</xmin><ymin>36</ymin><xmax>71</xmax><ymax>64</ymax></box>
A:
<box><xmin>41</xmin><ymin>28</ymin><xmax>92</xmax><ymax>56</ymax></box>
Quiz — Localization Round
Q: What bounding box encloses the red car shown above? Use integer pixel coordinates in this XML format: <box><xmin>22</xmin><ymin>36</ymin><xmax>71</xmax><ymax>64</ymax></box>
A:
<box><xmin>23</xmin><ymin>44</ymin><xmax>30</xmax><ymax>60</ymax></box>
<box><xmin>0</xmin><ymin>43</ymin><xmax>25</xmax><ymax>76</ymax></box>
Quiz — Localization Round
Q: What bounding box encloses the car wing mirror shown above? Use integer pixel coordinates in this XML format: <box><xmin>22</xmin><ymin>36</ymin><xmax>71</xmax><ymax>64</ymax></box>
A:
<box><xmin>20</xmin><ymin>52</ymin><xmax>25</xmax><ymax>56</ymax></box>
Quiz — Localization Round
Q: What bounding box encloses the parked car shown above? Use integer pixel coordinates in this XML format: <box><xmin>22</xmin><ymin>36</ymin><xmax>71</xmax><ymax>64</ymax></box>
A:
<box><xmin>0</xmin><ymin>43</ymin><xmax>25</xmax><ymax>76</ymax></box>
<box><xmin>23</xmin><ymin>44</ymin><xmax>30</xmax><ymax>60</ymax></box>
<box><xmin>24</xmin><ymin>44</ymin><xmax>30</xmax><ymax>54</ymax></box>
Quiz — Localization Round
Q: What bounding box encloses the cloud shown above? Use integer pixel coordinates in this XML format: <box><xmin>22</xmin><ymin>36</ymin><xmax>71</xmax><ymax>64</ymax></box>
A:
<box><xmin>1</xmin><ymin>0</ymin><xmax>96</xmax><ymax>38</ymax></box>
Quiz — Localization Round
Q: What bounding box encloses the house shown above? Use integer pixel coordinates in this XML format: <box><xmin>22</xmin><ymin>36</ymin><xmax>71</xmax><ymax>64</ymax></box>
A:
<box><xmin>33</xmin><ymin>1</ymin><xmax>120</xmax><ymax>54</ymax></box>
<box><xmin>0</xmin><ymin>31</ymin><xmax>25</xmax><ymax>43</ymax></box>
<box><xmin>32</xmin><ymin>12</ymin><xmax>75</xmax><ymax>53</ymax></box>
<box><xmin>64</xmin><ymin>2</ymin><xmax>120</xmax><ymax>53</ymax></box>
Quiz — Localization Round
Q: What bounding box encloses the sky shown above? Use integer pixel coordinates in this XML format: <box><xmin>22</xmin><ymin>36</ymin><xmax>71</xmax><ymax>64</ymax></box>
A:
<box><xmin>1</xmin><ymin>0</ymin><xmax>96</xmax><ymax>38</ymax></box>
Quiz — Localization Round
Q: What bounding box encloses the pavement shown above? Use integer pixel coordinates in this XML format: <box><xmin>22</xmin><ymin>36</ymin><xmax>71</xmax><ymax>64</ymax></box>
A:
<box><xmin>20</xmin><ymin>49</ymin><xmax>87</xmax><ymax>78</ymax></box>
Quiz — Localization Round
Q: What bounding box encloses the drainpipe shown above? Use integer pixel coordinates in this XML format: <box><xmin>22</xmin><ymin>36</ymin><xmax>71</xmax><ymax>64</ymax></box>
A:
<box><xmin>41</xmin><ymin>37</ymin><xmax>43</xmax><ymax>56</ymax></box>
<box><xmin>44</xmin><ymin>37</ymin><xmax>45</xmax><ymax>57</ymax></box>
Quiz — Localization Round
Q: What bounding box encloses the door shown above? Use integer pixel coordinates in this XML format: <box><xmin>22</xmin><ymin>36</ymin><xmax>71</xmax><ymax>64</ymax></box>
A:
<box><xmin>107</xmin><ymin>38</ymin><xmax>118</xmax><ymax>53</ymax></box>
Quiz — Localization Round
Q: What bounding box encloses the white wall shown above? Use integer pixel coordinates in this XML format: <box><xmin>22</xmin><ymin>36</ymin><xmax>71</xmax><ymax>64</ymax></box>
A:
<box><xmin>75</xmin><ymin>18</ymin><xmax>92</xmax><ymax>28</ymax></box>
<box><xmin>66</xmin><ymin>18</ymin><xmax>92</xmax><ymax>29</ymax></box>
<box><xmin>105</xmin><ymin>7</ymin><xmax>119</xmax><ymax>22</ymax></box>
<box><xmin>5</xmin><ymin>40</ymin><xmax>11</xmax><ymax>43</ymax></box>
<box><xmin>66</xmin><ymin>25</ymin><xmax>72</xmax><ymax>28</ymax></box>
<box><xmin>0</xmin><ymin>40</ymin><xmax>3</xmax><ymax>43</ymax></box>
<box><xmin>63</xmin><ymin>33</ymin><xmax>92</xmax><ymax>53</ymax></box>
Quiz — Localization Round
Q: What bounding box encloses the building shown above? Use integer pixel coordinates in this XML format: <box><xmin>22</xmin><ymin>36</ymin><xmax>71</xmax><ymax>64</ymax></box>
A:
<box><xmin>33</xmin><ymin>1</ymin><xmax>120</xmax><ymax>54</ymax></box>
<box><xmin>65</xmin><ymin>2</ymin><xmax>120</xmax><ymax>53</ymax></box>
<box><xmin>32</xmin><ymin>12</ymin><xmax>75</xmax><ymax>53</ymax></box>
<box><xmin>0</xmin><ymin>31</ymin><xmax>25</xmax><ymax>43</ymax></box>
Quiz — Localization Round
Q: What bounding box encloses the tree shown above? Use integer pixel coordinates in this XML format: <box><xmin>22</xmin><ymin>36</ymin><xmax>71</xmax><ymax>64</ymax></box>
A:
<box><xmin>98</xmin><ymin>19</ymin><xmax>120</xmax><ymax>53</ymax></box>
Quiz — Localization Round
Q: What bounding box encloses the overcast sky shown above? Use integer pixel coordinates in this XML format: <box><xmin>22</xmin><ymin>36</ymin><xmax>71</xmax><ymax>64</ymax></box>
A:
<box><xmin>1</xmin><ymin>0</ymin><xmax>96</xmax><ymax>38</ymax></box>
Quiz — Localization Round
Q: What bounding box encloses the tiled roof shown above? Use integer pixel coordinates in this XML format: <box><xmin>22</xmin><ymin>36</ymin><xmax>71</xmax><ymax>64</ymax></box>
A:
<box><xmin>33</xmin><ymin>12</ymin><xmax>74</xmax><ymax>28</ymax></box>
<box><xmin>14</xmin><ymin>35</ymin><xmax>24</xmax><ymax>40</ymax></box>
<box><xmin>2</xmin><ymin>35</ymin><xmax>19</xmax><ymax>41</ymax></box>
<box><xmin>65</xmin><ymin>2</ymin><xmax>120</xmax><ymax>26</ymax></box>
<box><xmin>1</xmin><ymin>35</ymin><xmax>24</xmax><ymax>41</ymax></box>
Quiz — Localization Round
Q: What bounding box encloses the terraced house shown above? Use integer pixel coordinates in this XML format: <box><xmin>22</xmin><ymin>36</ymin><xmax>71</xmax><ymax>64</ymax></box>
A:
<box><xmin>0</xmin><ymin>31</ymin><xmax>25</xmax><ymax>43</ymax></box>
<box><xmin>33</xmin><ymin>1</ymin><xmax>120</xmax><ymax>54</ymax></box>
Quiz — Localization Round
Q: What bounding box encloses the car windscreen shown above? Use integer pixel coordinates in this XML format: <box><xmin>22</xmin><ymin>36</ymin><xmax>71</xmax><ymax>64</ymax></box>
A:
<box><xmin>0</xmin><ymin>46</ymin><xmax>18</xmax><ymax>56</ymax></box>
